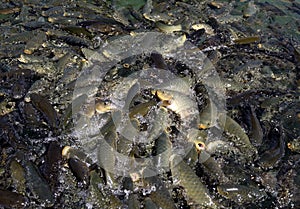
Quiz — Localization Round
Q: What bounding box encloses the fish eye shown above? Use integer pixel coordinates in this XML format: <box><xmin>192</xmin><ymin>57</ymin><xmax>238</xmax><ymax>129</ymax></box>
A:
<box><xmin>123</xmin><ymin>63</ymin><xmax>130</xmax><ymax>68</ymax></box>
<box><xmin>165</xmin><ymin>126</ymin><xmax>172</xmax><ymax>133</ymax></box>
<box><xmin>195</xmin><ymin>141</ymin><xmax>206</xmax><ymax>152</ymax></box>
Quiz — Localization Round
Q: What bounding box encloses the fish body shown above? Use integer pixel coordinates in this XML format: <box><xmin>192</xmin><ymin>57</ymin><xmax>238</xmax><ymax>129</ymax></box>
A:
<box><xmin>171</xmin><ymin>155</ymin><xmax>217</xmax><ymax>208</ymax></box>
<box><xmin>219</xmin><ymin>114</ymin><xmax>257</xmax><ymax>161</ymax></box>
<box><xmin>217</xmin><ymin>184</ymin><xmax>267</xmax><ymax>205</ymax></box>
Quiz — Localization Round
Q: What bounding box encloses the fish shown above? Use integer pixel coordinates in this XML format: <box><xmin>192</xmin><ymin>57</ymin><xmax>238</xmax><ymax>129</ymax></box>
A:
<box><xmin>68</xmin><ymin>158</ymin><xmax>90</xmax><ymax>186</ymax></box>
<box><xmin>243</xmin><ymin>1</ymin><xmax>258</xmax><ymax>18</ymax></box>
<box><xmin>154</xmin><ymin>78</ymin><xmax>191</xmax><ymax>97</ymax></box>
<box><xmin>47</xmin><ymin>16</ymin><xmax>79</xmax><ymax>25</ymax></box>
<box><xmin>201</xmin><ymin>156</ymin><xmax>229</xmax><ymax>184</ymax></box>
<box><xmin>10</xmin><ymin>160</ymin><xmax>26</xmax><ymax>195</ymax></box>
<box><xmin>88</xmin><ymin>170</ymin><xmax>108</xmax><ymax>208</ymax></box>
<box><xmin>41</xmin><ymin>6</ymin><xmax>64</xmax><ymax>17</ymax></box>
<box><xmin>79</xmin><ymin>20</ymin><xmax>126</xmax><ymax>35</ymax></box>
<box><xmin>43</xmin><ymin>142</ymin><xmax>62</xmax><ymax>190</ymax></box>
<box><xmin>88</xmin><ymin>170</ymin><xmax>123</xmax><ymax>208</ymax></box>
<box><xmin>97</xmin><ymin>130</ymin><xmax>119</xmax><ymax>188</ymax></box>
<box><xmin>155</xmin><ymin>89</ymin><xmax>198</xmax><ymax>119</ymax></box>
<box><xmin>153</xmin><ymin>131</ymin><xmax>172</xmax><ymax>172</ymax></box>
<box><xmin>23</xmin><ymin>160</ymin><xmax>54</xmax><ymax>207</ymax></box>
<box><xmin>95</xmin><ymin>99</ymin><xmax>114</xmax><ymax>114</ymax></box>
<box><xmin>62</xmin><ymin>26</ymin><xmax>93</xmax><ymax>39</ymax></box>
<box><xmin>30</xmin><ymin>93</ymin><xmax>59</xmax><ymax>130</ymax></box>
<box><xmin>259</xmin><ymin>127</ymin><xmax>285</xmax><ymax>169</ymax></box>
<box><xmin>170</xmin><ymin>155</ymin><xmax>217</xmax><ymax>208</ymax></box>
<box><xmin>0</xmin><ymin>7</ymin><xmax>20</xmax><ymax>15</ymax></box>
<box><xmin>199</xmin><ymin>100</ymin><xmax>218</xmax><ymax>129</ymax></box>
<box><xmin>219</xmin><ymin>113</ymin><xmax>257</xmax><ymax>161</ymax></box>
<box><xmin>249</xmin><ymin>105</ymin><xmax>263</xmax><ymax>147</ymax></box>
<box><xmin>143</xmin><ymin>168</ymin><xmax>177</xmax><ymax>209</ymax></box>
<box><xmin>129</xmin><ymin>99</ymin><xmax>156</xmax><ymax>119</ymax></box>
<box><xmin>24</xmin><ymin>31</ymin><xmax>47</xmax><ymax>54</ymax></box>
<box><xmin>217</xmin><ymin>184</ymin><xmax>267</xmax><ymax>205</ymax></box>
<box><xmin>0</xmin><ymin>189</ymin><xmax>27</xmax><ymax>208</ymax></box>
<box><xmin>233</xmin><ymin>36</ymin><xmax>260</xmax><ymax>45</ymax></box>
<box><xmin>151</xmin><ymin>52</ymin><xmax>168</xmax><ymax>70</ymax></box>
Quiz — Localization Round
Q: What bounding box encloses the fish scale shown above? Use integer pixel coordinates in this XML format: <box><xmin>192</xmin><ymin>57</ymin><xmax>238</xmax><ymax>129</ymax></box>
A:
<box><xmin>170</xmin><ymin>155</ymin><xmax>217</xmax><ymax>208</ymax></box>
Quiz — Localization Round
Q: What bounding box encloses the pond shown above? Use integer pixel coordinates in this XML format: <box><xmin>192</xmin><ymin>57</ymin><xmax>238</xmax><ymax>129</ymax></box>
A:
<box><xmin>0</xmin><ymin>0</ymin><xmax>299</xmax><ymax>208</ymax></box>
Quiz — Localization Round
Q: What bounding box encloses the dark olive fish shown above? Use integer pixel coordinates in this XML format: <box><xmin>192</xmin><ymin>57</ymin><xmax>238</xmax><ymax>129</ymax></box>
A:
<box><xmin>4</xmin><ymin>31</ymin><xmax>35</xmax><ymax>44</ymax></box>
<box><xmin>156</xmin><ymin>22</ymin><xmax>182</xmax><ymax>33</ymax></box>
<box><xmin>151</xmin><ymin>52</ymin><xmax>168</xmax><ymax>70</ymax></box>
<box><xmin>30</xmin><ymin>93</ymin><xmax>59</xmax><ymax>130</ymax></box>
<box><xmin>171</xmin><ymin>155</ymin><xmax>217</xmax><ymax>208</ymax></box>
<box><xmin>88</xmin><ymin>170</ymin><xmax>107</xmax><ymax>208</ymax></box>
<box><xmin>47</xmin><ymin>16</ymin><xmax>79</xmax><ymax>25</ymax></box>
<box><xmin>143</xmin><ymin>168</ymin><xmax>177</xmax><ymax>209</ymax></box>
<box><xmin>43</xmin><ymin>142</ymin><xmax>62</xmax><ymax>190</ymax></box>
<box><xmin>75</xmin><ymin>1</ymin><xmax>109</xmax><ymax>14</ymax></box>
<box><xmin>259</xmin><ymin>127</ymin><xmax>285</xmax><ymax>169</ymax></box>
<box><xmin>129</xmin><ymin>99</ymin><xmax>156</xmax><ymax>119</ymax></box>
<box><xmin>62</xmin><ymin>26</ymin><xmax>93</xmax><ymax>39</ymax></box>
<box><xmin>89</xmin><ymin>170</ymin><xmax>123</xmax><ymax>209</ymax></box>
<box><xmin>24</xmin><ymin>31</ymin><xmax>47</xmax><ymax>54</ymax></box>
<box><xmin>0</xmin><ymin>118</ymin><xmax>27</xmax><ymax>149</ymax></box>
<box><xmin>217</xmin><ymin>184</ymin><xmax>267</xmax><ymax>205</ymax></box>
<box><xmin>62</xmin><ymin>146</ymin><xmax>93</xmax><ymax>165</ymax></box>
<box><xmin>219</xmin><ymin>113</ymin><xmax>257</xmax><ymax>161</ymax></box>
<box><xmin>10</xmin><ymin>159</ymin><xmax>26</xmax><ymax>195</ymax></box>
<box><xmin>0</xmin><ymin>7</ymin><xmax>20</xmax><ymax>15</ymax></box>
<box><xmin>68</xmin><ymin>158</ymin><xmax>90</xmax><ymax>186</ymax></box>
<box><xmin>153</xmin><ymin>131</ymin><xmax>172</xmax><ymax>172</ymax></box>
<box><xmin>98</xmin><ymin>130</ymin><xmax>119</xmax><ymax>188</ymax></box>
<box><xmin>243</xmin><ymin>1</ymin><xmax>258</xmax><ymax>17</ymax></box>
<box><xmin>58</xmin><ymin>35</ymin><xmax>91</xmax><ymax>47</ymax></box>
<box><xmin>149</xmin><ymin>191</ymin><xmax>177</xmax><ymax>209</ymax></box>
<box><xmin>0</xmin><ymin>43</ymin><xmax>25</xmax><ymax>58</ymax></box>
<box><xmin>23</xmin><ymin>160</ymin><xmax>54</xmax><ymax>207</ymax></box>
<box><xmin>208</xmin><ymin>1</ymin><xmax>223</xmax><ymax>9</ymax></box>
<box><xmin>0</xmin><ymin>189</ymin><xmax>27</xmax><ymax>209</ymax></box>
<box><xmin>249</xmin><ymin>105</ymin><xmax>263</xmax><ymax>147</ymax></box>
<box><xmin>147</xmin><ymin>106</ymin><xmax>171</xmax><ymax>142</ymax></box>
<box><xmin>233</xmin><ymin>36</ymin><xmax>260</xmax><ymax>45</ymax></box>
<box><xmin>199</xmin><ymin>100</ymin><xmax>218</xmax><ymax>129</ymax></box>
<box><xmin>41</xmin><ymin>6</ymin><xmax>65</xmax><ymax>17</ymax></box>
<box><xmin>78</xmin><ymin>19</ymin><xmax>126</xmax><ymax>34</ymax></box>
<box><xmin>202</xmin><ymin>156</ymin><xmax>229</xmax><ymax>184</ymax></box>
<box><xmin>155</xmin><ymin>90</ymin><xmax>198</xmax><ymax>119</ymax></box>
<box><xmin>61</xmin><ymin>94</ymin><xmax>88</xmax><ymax>129</ymax></box>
